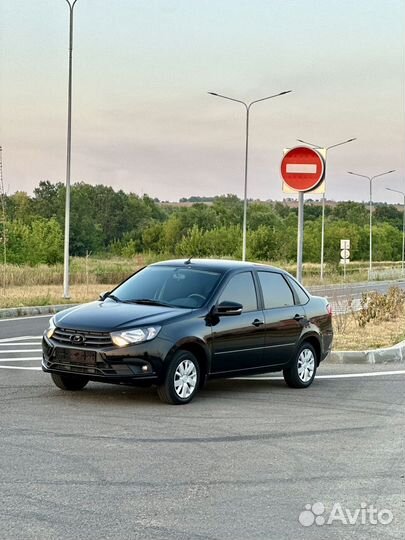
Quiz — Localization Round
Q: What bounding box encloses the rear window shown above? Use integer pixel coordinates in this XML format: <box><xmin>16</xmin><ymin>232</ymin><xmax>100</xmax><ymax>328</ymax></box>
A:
<box><xmin>258</xmin><ymin>272</ymin><xmax>295</xmax><ymax>309</ymax></box>
<box><xmin>285</xmin><ymin>275</ymin><xmax>310</xmax><ymax>305</ymax></box>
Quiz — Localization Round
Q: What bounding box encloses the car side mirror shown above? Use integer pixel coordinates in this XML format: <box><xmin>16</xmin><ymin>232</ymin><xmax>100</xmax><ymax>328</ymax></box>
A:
<box><xmin>99</xmin><ymin>291</ymin><xmax>110</xmax><ymax>301</ymax></box>
<box><xmin>214</xmin><ymin>301</ymin><xmax>243</xmax><ymax>316</ymax></box>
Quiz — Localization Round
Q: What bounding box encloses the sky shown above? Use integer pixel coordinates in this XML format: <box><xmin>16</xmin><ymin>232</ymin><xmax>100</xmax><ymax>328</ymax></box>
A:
<box><xmin>0</xmin><ymin>0</ymin><xmax>404</xmax><ymax>204</ymax></box>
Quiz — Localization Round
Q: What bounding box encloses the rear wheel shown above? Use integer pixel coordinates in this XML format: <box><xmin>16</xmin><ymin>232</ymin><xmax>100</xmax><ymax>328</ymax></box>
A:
<box><xmin>157</xmin><ymin>350</ymin><xmax>200</xmax><ymax>405</ymax></box>
<box><xmin>51</xmin><ymin>372</ymin><xmax>89</xmax><ymax>391</ymax></box>
<box><xmin>283</xmin><ymin>342</ymin><xmax>317</xmax><ymax>388</ymax></box>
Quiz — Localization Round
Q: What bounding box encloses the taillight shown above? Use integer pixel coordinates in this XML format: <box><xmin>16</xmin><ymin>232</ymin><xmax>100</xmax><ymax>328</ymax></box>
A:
<box><xmin>326</xmin><ymin>303</ymin><xmax>332</xmax><ymax>316</ymax></box>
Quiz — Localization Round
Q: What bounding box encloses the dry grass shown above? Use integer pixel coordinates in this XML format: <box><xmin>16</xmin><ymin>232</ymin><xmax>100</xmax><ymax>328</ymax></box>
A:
<box><xmin>333</xmin><ymin>311</ymin><xmax>405</xmax><ymax>351</ymax></box>
<box><xmin>1</xmin><ymin>257</ymin><xmax>403</xmax><ymax>290</ymax></box>
<box><xmin>0</xmin><ymin>284</ymin><xmax>114</xmax><ymax>309</ymax></box>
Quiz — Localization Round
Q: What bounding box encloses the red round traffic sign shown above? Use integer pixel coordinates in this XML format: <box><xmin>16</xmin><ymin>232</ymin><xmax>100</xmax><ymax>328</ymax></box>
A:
<box><xmin>281</xmin><ymin>146</ymin><xmax>325</xmax><ymax>192</ymax></box>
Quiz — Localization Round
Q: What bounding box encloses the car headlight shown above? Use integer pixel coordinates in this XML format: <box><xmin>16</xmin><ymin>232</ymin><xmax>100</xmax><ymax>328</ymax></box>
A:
<box><xmin>46</xmin><ymin>317</ymin><xmax>56</xmax><ymax>339</ymax></box>
<box><xmin>110</xmin><ymin>326</ymin><xmax>161</xmax><ymax>347</ymax></box>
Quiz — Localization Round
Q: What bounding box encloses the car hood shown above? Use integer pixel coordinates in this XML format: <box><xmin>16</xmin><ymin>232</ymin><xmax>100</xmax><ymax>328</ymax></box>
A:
<box><xmin>54</xmin><ymin>300</ymin><xmax>193</xmax><ymax>332</ymax></box>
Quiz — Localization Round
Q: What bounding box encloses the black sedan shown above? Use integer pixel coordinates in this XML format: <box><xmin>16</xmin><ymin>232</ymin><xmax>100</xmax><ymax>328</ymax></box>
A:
<box><xmin>42</xmin><ymin>259</ymin><xmax>333</xmax><ymax>404</ymax></box>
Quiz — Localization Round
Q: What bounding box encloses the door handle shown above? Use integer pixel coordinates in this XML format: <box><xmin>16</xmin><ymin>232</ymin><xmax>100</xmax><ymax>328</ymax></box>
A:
<box><xmin>252</xmin><ymin>319</ymin><xmax>264</xmax><ymax>327</ymax></box>
<box><xmin>293</xmin><ymin>314</ymin><xmax>304</xmax><ymax>321</ymax></box>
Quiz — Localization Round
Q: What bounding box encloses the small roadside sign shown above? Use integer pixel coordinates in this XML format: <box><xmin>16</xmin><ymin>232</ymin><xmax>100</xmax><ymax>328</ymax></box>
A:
<box><xmin>340</xmin><ymin>239</ymin><xmax>350</xmax><ymax>279</ymax></box>
<box><xmin>281</xmin><ymin>147</ymin><xmax>325</xmax><ymax>193</ymax></box>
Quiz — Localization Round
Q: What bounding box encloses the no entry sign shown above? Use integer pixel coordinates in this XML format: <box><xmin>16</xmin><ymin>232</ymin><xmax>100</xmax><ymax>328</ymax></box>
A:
<box><xmin>281</xmin><ymin>147</ymin><xmax>325</xmax><ymax>192</ymax></box>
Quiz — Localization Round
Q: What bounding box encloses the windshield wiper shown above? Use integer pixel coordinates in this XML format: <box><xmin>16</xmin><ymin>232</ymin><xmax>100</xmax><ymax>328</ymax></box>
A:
<box><xmin>125</xmin><ymin>298</ymin><xmax>174</xmax><ymax>307</ymax></box>
<box><xmin>105</xmin><ymin>293</ymin><xmax>121</xmax><ymax>302</ymax></box>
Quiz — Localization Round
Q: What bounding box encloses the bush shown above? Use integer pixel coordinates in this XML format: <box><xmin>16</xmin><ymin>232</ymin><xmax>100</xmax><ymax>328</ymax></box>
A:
<box><xmin>350</xmin><ymin>287</ymin><xmax>405</xmax><ymax>328</ymax></box>
<box><xmin>6</xmin><ymin>218</ymin><xmax>63</xmax><ymax>265</ymax></box>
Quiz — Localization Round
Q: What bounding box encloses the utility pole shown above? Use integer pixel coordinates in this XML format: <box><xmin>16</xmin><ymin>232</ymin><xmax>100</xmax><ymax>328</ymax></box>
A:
<box><xmin>348</xmin><ymin>169</ymin><xmax>395</xmax><ymax>275</ymax></box>
<box><xmin>0</xmin><ymin>146</ymin><xmax>7</xmax><ymax>294</ymax></box>
<box><xmin>386</xmin><ymin>187</ymin><xmax>405</xmax><ymax>276</ymax></box>
<box><xmin>63</xmin><ymin>0</ymin><xmax>80</xmax><ymax>299</ymax></box>
<box><xmin>209</xmin><ymin>90</ymin><xmax>292</xmax><ymax>260</ymax></box>
<box><xmin>297</xmin><ymin>138</ymin><xmax>356</xmax><ymax>280</ymax></box>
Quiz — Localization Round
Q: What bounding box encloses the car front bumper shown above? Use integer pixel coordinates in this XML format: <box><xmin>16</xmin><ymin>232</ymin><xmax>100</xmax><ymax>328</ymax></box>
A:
<box><xmin>42</xmin><ymin>334</ymin><xmax>167</xmax><ymax>384</ymax></box>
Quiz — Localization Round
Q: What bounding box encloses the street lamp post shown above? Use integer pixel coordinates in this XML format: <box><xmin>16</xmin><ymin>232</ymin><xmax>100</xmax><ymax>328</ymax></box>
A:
<box><xmin>209</xmin><ymin>90</ymin><xmax>292</xmax><ymax>261</ymax></box>
<box><xmin>347</xmin><ymin>169</ymin><xmax>395</xmax><ymax>275</ymax></box>
<box><xmin>297</xmin><ymin>138</ymin><xmax>356</xmax><ymax>280</ymax></box>
<box><xmin>386</xmin><ymin>187</ymin><xmax>405</xmax><ymax>275</ymax></box>
<box><xmin>62</xmin><ymin>0</ymin><xmax>79</xmax><ymax>299</ymax></box>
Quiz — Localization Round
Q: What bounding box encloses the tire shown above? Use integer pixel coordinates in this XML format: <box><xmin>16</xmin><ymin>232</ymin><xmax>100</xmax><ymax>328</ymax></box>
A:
<box><xmin>157</xmin><ymin>350</ymin><xmax>200</xmax><ymax>405</ymax></box>
<box><xmin>51</xmin><ymin>372</ymin><xmax>89</xmax><ymax>391</ymax></box>
<box><xmin>283</xmin><ymin>342</ymin><xmax>317</xmax><ymax>389</ymax></box>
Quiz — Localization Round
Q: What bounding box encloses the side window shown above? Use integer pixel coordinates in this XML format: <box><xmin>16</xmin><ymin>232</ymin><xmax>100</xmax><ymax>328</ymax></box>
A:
<box><xmin>218</xmin><ymin>272</ymin><xmax>258</xmax><ymax>312</ymax></box>
<box><xmin>258</xmin><ymin>272</ymin><xmax>295</xmax><ymax>309</ymax></box>
<box><xmin>286</xmin><ymin>275</ymin><xmax>310</xmax><ymax>305</ymax></box>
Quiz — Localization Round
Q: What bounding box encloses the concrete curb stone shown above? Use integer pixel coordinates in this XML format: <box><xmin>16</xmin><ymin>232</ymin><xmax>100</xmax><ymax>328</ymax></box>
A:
<box><xmin>0</xmin><ymin>304</ymin><xmax>77</xmax><ymax>319</ymax></box>
<box><xmin>326</xmin><ymin>339</ymin><xmax>405</xmax><ymax>364</ymax></box>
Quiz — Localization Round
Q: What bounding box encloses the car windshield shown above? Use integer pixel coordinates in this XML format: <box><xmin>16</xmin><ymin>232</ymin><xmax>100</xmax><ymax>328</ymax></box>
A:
<box><xmin>110</xmin><ymin>266</ymin><xmax>222</xmax><ymax>308</ymax></box>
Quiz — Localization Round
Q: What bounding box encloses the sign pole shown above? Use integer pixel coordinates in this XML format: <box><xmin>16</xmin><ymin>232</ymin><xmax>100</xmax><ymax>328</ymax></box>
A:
<box><xmin>297</xmin><ymin>192</ymin><xmax>304</xmax><ymax>283</ymax></box>
<box><xmin>340</xmin><ymin>239</ymin><xmax>350</xmax><ymax>281</ymax></box>
<box><xmin>281</xmin><ymin>146</ymin><xmax>325</xmax><ymax>285</ymax></box>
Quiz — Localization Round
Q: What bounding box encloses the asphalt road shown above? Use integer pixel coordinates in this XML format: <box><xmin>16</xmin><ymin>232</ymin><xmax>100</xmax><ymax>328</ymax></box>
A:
<box><xmin>308</xmin><ymin>279</ymin><xmax>405</xmax><ymax>314</ymax></box>
<box><xmin>0</xmin><ymin>316</ymin><xmax>404</xmax><ymax>539</ymax></box>
<box><xmin>309</xmin><ymin>279</ymin><xmax>405</xmax><ymax>300</ymax></box>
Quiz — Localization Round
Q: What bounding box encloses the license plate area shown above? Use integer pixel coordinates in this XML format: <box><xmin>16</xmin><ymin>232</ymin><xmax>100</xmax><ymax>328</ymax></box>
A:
<box><xmin>54</xmin><ymin>348</ymin><xmax>97</xmax><ymax>366</ymax></box>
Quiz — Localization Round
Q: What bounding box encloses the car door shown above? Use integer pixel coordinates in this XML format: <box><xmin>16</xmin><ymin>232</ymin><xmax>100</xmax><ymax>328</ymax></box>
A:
<box><xmin>257</xmin><ymin>271</ymin><xmax>305</xmax><ymax>366</ymax></box>
<box><xmin>210</xmin><ymin>271</ymin><xmax>266</xmax><ymax>374</ymax></box>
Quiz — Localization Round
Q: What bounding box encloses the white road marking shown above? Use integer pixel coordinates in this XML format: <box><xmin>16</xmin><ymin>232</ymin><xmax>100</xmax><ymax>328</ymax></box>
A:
<box><xmin>0</xmin><ymin>365</ymin><xmax>42</xmax><ymax>370</ymax></box>
<box><xmin>315</xmin><ymin>370</ymin><xmax>405</xmax><ymax>379</ymax></box>
<box><xmin>0</xmin><ymin>336</ymin><xmax>42</xmax><ymax>343</ymax></box>
<box><xmin>0</xmin><ymin>343</ymin><xmax>41</xmax><ymax>346</ymax></box>
<box><xmin>236</xmin><ymin>370</ymin><xmax>405</xmax><ymax>381</ymax></box>
<box><xmin>0</xmin><ymin>349</ymin><xmax>42</xmax><ymax>354</ymax></box>
<box><xmin>0</xmin><ymin>357</ymin><xmax>42</xmax><ymax>362</ymax></box>
<box><xmin>0</xmin><ymin>361</ymin><xmax>404</xmax><ymax>379</ymax></box>
<box><xmin>286</xmin><ymin>163</ymin><xmax>317</xmax><ymax>173</ymax></box>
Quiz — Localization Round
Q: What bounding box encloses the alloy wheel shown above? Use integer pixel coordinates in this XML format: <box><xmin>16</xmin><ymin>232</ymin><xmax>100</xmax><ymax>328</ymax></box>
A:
<box><xmin>174</xmin><ymin>358</ymin><xmax>197</xmax><ymax>399</ymax></box>
<box><xmin>297</xmin><ymin>348</ymin><xmax>315</xmax><ymax>383</ymax></box>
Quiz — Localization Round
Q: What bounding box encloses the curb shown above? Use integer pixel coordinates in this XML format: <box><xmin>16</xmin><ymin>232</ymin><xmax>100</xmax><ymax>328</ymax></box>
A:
<box><xmin>1</xmin><ymin>304</ymin><xmax>404</xmax><ymax>365</ymax></box>
<box><xmin>326</xmin><ymin>339</ymin><xmax>405</xmax><ymax>364</ymax></box>
<box><xmin>0</xmin><ymin>304</ymin><xmax>77</xmax><ymax>320</ymax></box>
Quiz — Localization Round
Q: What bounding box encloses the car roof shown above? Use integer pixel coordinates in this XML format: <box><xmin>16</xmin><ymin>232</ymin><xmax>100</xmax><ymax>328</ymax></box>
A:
<box><xmin>151</xmin><ymin>258</ymin><xmax>284</xmax><ymax>273</ymax></box>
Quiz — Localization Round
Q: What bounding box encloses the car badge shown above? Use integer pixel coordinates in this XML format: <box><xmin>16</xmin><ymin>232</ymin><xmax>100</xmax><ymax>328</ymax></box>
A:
<box><xmin>70</xmin><ymin>334</ymin><xmax>85</xmax><ymax>344</ymax></box>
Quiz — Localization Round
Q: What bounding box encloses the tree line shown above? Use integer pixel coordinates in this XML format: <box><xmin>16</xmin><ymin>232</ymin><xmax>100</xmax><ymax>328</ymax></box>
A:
<box><xmin>2</xmin><ymin>181</ymin><xmax>404</xmax><ymax>265</ymax></box>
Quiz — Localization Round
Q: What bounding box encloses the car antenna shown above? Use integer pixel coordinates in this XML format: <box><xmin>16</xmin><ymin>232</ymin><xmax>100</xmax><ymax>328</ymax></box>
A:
<box><xmin>184</xmin><ymin>256</ymin><xmax>192</xmax><ymax>265</ymax></box>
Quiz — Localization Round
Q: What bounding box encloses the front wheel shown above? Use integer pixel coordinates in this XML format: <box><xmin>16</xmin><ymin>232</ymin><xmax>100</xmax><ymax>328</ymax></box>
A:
<box><xmin>157</xmin><ymin>350</ymin><xmax>200</xmax><ymax>405</ymax></box>
<box><xmin>283</xmin><ymin>343</ymin><xmax>317</xmax><ymax>389</ymax></box>
<box><xmin>51</xmin><ymin>372</ymin><xmax>89</xmax><ymax>391</ymax></box>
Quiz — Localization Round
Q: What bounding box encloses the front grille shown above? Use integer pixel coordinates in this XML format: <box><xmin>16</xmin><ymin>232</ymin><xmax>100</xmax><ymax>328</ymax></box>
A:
<box><xmin>53</xmin><ymin>327</ymin><xmax>113</xmax><ymax>348</ymax></box>
<box><xmin>43</xmin><ymin>356</ymin><xmax>134</xmax><ymax>377</ymax></box>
